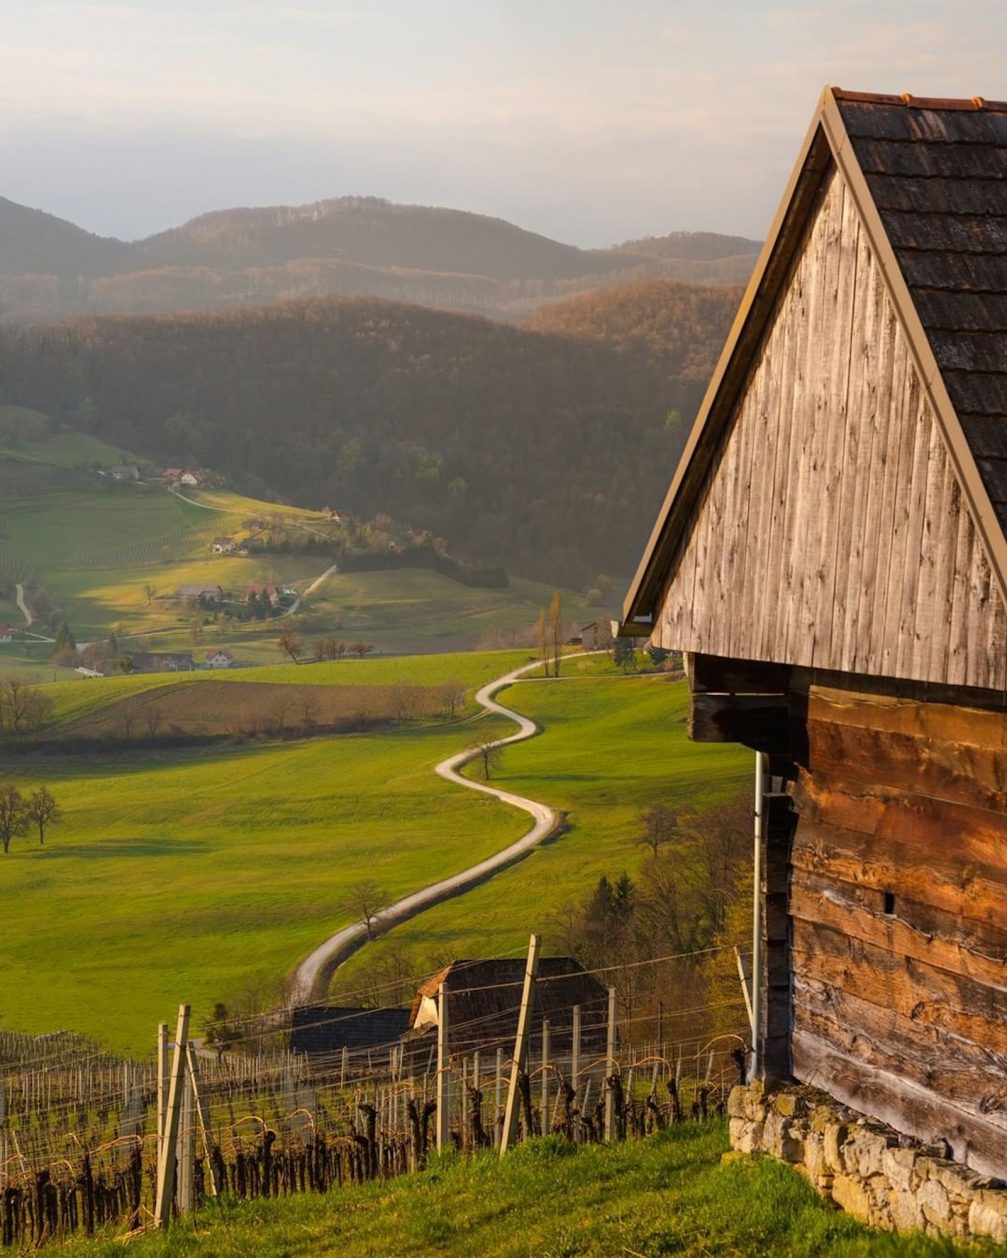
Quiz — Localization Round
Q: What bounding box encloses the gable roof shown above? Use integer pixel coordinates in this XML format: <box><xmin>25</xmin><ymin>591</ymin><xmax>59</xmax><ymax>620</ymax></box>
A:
<box><xmin>290</xmin><ymin>1005</ymin><xmax>410</xmax><ymax>1058</ymax></box>
<box><xmin>409</xmin><ymin>957</ymin><xmax>608</xmax><ymax>1052</ymax></box>
<box><xmin>622</xmin><ymin>87</ymin><xmax>1007</xmax><ymax>641</ymax></box>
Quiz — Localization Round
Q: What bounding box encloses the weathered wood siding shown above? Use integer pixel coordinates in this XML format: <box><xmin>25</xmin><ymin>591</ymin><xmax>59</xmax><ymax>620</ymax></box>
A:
<box><xmin>656</xmin><ymin>163</ymin><xmax>1007</xmax><ymax>690</ymax></box>
<box><xmin>789</xmin><ymin>686</ymin><xmax>1007</xmax><ymax>1178</ymax></box>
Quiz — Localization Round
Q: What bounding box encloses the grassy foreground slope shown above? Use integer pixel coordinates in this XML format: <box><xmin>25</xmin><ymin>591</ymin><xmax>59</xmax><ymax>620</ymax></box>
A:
<box><xmin>334</xmin><ymin>665</ymin><xmax>750</xmax><ymax>990</ymax></box>
<box><xmin>67</xmin><ymin>1126</ymin><xmax>968</xmax><ymax>1258</ymax></box>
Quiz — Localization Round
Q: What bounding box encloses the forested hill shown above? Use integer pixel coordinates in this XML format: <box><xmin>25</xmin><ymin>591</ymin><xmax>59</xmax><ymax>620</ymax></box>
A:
<box><xmin>0</xmin><ymin>194</ymin><xmax>758</xmax><ymax>323</ymax></box>
<box><xmin>522</xmin><ymin>280</ymin><xmax>743</xmax><ymax>378</ymax></box>
<box><xmin>0</xmin><ymin>285</ymin><xmax>740</xmax><ymax>585</ymax></box>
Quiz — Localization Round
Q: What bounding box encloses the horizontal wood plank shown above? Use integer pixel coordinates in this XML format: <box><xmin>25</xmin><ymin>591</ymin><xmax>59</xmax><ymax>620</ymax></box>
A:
<box><xmin>792</xmin><ymin>1028</ymin><xmax>1007</xmax><ymax>1178</ymax></box>
<box><xmin>792</xmin><ymin>918</ymin><xmax>1007</xmax><ymax>1056</ymax></box>
<box><xmin>790</xmin><ymin>873</ymin><xmax>1007</xmax><ymax>992</ymax></box>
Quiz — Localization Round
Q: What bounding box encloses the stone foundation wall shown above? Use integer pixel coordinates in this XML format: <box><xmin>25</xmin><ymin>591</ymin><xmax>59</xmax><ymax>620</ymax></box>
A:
<box><xmin>728</xmin><ymin>1081</ymin><xmax>1007</xmax><ymax>1242</ymax></box>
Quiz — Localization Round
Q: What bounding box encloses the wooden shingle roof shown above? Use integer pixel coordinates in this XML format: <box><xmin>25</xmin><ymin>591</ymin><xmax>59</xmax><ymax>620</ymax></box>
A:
<box><xmin>622</xmin><ymin>88</ymin><xmax>1007</xmax><ymax>653</ymax></box>
<box><xmin>836</xmin><ymin>93</ymin><xmax>1007</xmax><ymax>528</ymax></box>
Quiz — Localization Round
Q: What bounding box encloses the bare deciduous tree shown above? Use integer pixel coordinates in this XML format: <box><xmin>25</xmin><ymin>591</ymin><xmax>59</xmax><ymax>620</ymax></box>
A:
<box><xmin>636</xmin><ymin>804</ymin><xmax>678</xmax><ymax>858</ymax></box>
<box><xmin>473</xmin><ymin>738</ymin><xmax>502</xmax><ymax>781</ymax></box>
<box><xmin>0</xmin><ymin>785</ymin><xmax>29</xmax><ymax>854</ymax></box>
<box><xmin>340</xmin><ymin>880</ymin><xmax>391</xmax><ymax>940</ymax></box>
<box><xmin>26</xmin><ymin>785</ymin><xmax>61</xmax><ymax>846</ymax></box>
<box><xmin>277</xmin><ymin>627</ymin><xmax>302</xmax><ymax>662</ymax></box>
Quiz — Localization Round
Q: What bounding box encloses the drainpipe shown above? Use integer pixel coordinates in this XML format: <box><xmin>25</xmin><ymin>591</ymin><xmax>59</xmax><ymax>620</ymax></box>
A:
<box><xmin>751</xmin><ymin>750</ymin><xmax>767</xmax><ymax>1080</ymax></box>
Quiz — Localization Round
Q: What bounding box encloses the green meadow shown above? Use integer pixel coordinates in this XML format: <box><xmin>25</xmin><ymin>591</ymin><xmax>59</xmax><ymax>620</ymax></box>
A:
<box><xmin>0</xmin><ymin>654</ymin><xmax>747</xmax><ymax>1055</ymax></box>
<box><xmin>0</xmin><ymin>720</ymin><xmax>526</xmax><ymax>1054</ymax></box>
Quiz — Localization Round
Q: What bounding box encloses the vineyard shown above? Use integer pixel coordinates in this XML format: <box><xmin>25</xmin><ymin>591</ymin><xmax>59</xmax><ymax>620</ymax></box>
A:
<box><xmin>0</xmin><ymin>947</ymin><xmax>750</xmax><ymax>1250</ymax></box>
<box><xmin>55</xmin><ymin>514</ymin><xmax>248</xmax><ymax>573</ymax></box>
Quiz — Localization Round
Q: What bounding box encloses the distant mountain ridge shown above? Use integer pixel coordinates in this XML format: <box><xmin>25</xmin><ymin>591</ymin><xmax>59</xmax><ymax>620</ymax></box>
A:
<box><xmin>0</xmin><ymin>194</ymin><xmax>759</xmax><ymax>322</ymax></box>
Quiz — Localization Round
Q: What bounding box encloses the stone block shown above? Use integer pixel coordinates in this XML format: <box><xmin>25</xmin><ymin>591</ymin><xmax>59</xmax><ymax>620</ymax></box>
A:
<box><xmin>727</xmin><ymin>1085</ymin><xmax>747</xmax><ymax>1120</ymax></box>
<box><xmin>881</xmin><ymin>1146</ymin><xmax>918</xmax><ymax>1194</ymax></box>
<box><xmin>803</xmin><ymin>1131</ymin><xmax>826</xmax><ymax>1180</ymax></box>
<box><xmin>831</xmin><ymin>1173</ymin><xmax>872</xmax><ymax>1223</ymax></box>
<box><xmin>918</xmin><ymin>1177</ymin><xmax>953</xmax><ymax>1231</ymax></box>
<box><xmin>810</xmin><ymin>1105</ymin><xmax>840</xmax><ymax>1135</ymax></box>
<box><xmin>736</xmin><ymin>1120</ymin><xmax>764</xmax><ymax>1156</ymax></box>
<box><xmin>764</xmin><ymin>1110</ymin><xmax>803</xmax><ymax>1164</ymax></box>
<box><xmin>729</xmin><ymin>1117</ymin><xmax>747</xmax><ymax>1148</ymax></box>
<box><xmin>823</xmin><ymin>1121</ymin><xmax>850</xmax><ymax>1173</ymax></box>
<box><xmin>889</xmin><ymin>1188</ymin><xmax>925</xmax><ymax>1233</ymax></box>
<box><xmin>844</xmin><ymin>1128</ymin><xmax>892</xmax><ymax>1180</ymax></box>
<box><xmin>772</xmin><ymin>1092</ymin><xmax>800</xmax><ymax>1118</ymax></box>
<box><xmin>931</xmin><ymin>1159</ymin><xmax>986</xmax><ymax>1204</ymax></box>
<box><xmin>969</xmin><ymin>1190</ymin><xmax>1007</xmax><ymax>1244</ymax></box>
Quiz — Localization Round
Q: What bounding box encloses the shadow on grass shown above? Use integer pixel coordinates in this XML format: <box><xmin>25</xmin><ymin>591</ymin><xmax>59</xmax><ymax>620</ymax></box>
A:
<box><xmin>42</xmin><ymin>837</ymin><xmax>212</xmax><ymax>859</ymax></box>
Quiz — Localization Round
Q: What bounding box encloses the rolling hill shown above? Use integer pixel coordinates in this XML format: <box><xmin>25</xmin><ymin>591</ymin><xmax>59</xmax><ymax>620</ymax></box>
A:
<box><xmin>0</xmin><ymin>193</ymin><xmax>758</xmax><ymax>322</ymax></box>
<box><xmin>0</xmin><ymin>285</ymin><xmax>741</xmax><ymax>586</ymax></box>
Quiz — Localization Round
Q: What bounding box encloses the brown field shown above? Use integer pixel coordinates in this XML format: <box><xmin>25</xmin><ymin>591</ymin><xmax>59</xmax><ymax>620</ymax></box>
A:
<box><xmin>55</xmin><ymin>679</ymin><xmax>465</xmax><ymax>742</ymax></box>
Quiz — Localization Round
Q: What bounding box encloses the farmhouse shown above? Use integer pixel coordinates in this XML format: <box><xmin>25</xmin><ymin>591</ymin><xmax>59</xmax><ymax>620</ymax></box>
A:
<box><xmin>0</xmin><ymin>623</ymin><xmax>12</xmax><ymax>643</ymax></box>
<box><xmin>127</xmin><ymin>651</ymin><xmax>195</xmax><ymax>674</ymax></box>
<box><xmin>204</xmin><ymin>648</ymin><xmax>234</xmax><ymax>668</ymax></box>
<box><xmin>244</xmin><ymin>582</ymin><xmax>279</xmax><ymax>606</ymax></box>
<box><xmin>176</xmin><ymin>583</ymin><xmax>223</xmax><ymax>602</ymax></box>
<box><xmin>211</xmin><ymin>536</ymin><xmax>237</xmax><ymax>554</ymax></box>
<box><xmin>621</xmin><ymin>89</ymin><xmax>1007</xmax><ymax>1186</ymax></box>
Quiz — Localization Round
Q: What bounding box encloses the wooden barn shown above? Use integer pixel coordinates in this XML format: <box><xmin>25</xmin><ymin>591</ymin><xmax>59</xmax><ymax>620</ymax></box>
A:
<box><xmin>621</xmin><ymin>88</ymin><xmax>1007</xmax><ymax>1178</ymax></box>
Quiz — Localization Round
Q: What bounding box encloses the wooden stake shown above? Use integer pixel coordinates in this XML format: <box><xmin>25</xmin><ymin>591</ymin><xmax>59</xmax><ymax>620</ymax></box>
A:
<box><xmin>494</xmin><ymin>1047</ymin><xmax>503</xmax><ymax>1148</ymax></box>
<box><xmin>734</xmin><ymin>946</ymin><xmax>755</xmax><ymax>1034</ymax></box>
<box><xmin>156</xmin><ymin>1022</ymin><xmax>168</xmax><ymax>1166</ymax></box>
<box><xmin>540</xmin><ymin>1020</ymin><xmax>550</xmax><ymax>1134</ymax></box>
<box><xmin>186</xmin><ymin>1045</ymin><xmax>218</xmax><ymax>1197</ymax></box>
<box><xmin>571</xmin><ymin>1005</ymin><xmax>581</xmax><ymax>1104</ymax></box>
<box><xmin>435</xmin><ymin>982</ymin><xmax>450</xmax><ymax>1152</ymax></box>
<box><xmin>604</xmin><ymin>986</ymin><xmax>617</xmax><ymax>1142</ymax></box>
<box><xmin>500</xmin><ymin>933</ymin><xmax>540</xmax><ymax>1157</ymax></box>
<box><xmin>154</xmin><ymin>1004</ymin><xmax>190</xmax><ymax>1229</ymax></box>
<box><xmin>177</xmin><ymin>1066</ymin><xmax>193</xmax><ymax>1213</ymax></box>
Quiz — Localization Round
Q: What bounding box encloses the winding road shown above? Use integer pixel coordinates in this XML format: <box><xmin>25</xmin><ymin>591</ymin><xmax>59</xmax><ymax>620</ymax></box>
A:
<box><xmin>293</xmin><ymin>658</ymin><xmax>558</xmax><ymax>1001</ymax></box>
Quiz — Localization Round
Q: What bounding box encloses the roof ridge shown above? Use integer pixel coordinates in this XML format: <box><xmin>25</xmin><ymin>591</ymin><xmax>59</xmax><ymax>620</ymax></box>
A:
<box><xmin>831</xmin><ymin>87</ymin><xmax>1007</xmax><ymax>112</ymax></box>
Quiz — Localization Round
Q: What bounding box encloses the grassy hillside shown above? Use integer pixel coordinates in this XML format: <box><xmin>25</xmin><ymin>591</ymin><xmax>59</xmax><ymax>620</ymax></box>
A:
<box><xmin>0</xmin><ymin>655</ymin><xmax>751</xmax><ymax>1053</ymax></box>
<box><xmin>0</xmin><ymin>716</ymin><xmax>526</xmax><ymax>1053</ymax></box>
<box><xmin>65</xmin><ymin>1125</ymin><xmax>965</xmax><ymax>1257</ymax></box>
<box><xmin>334</xmin><ymin>664</ymin><xmax>749</xmax><ymax>992</ymax></box>
<box><xmin>0</xmin><ymin>429</ymin><xmax>605</xmax><ymax>659</ymax></box>
<box><xmin>1</xmin><ymin>294</ymin><xmax>713</xmax><ymax>585</ymax></box>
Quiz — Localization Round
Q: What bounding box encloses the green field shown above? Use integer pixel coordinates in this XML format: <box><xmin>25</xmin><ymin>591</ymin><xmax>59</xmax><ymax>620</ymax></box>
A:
<box><xmin>0</xmin><ymin>655</ymin><xmax>747</xmax><ymax>1053</ymax></box>
<box><xmin>66</xmin><ymin>1125</ymin><xmax>965</xmax><ymax>1258</ymax></box>
<box><xmin>0</xmin><ymin>720</ymin><xmax>527</xmax><ymax>1054</ymax></box>
<box><xmin>334</xmin><ymin>667</ymin><xmax>749</xmax><ymax>990</ymax></box>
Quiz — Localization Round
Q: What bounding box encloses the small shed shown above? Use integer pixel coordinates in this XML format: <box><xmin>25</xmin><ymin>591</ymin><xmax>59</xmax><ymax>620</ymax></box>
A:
<box><xmin>407</xmin><ymin>957</ymin><xmax>608</xmax><ymax>1059</ymax></box>
<box><xmin>621</xmin><ymin>88</ymin><xmax>1007</xmax><ymax>1178</ymax></box>
<box><xmin>290</xmin><ymin>1005</ymin><xmax>411</xmax><ymax>1066</ymax></box>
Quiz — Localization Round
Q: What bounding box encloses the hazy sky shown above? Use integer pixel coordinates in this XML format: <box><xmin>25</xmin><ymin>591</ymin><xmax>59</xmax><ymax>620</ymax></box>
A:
<box><xmin>2</xmin><ymin>0</ymin><xmax>1005</xmax><ymax>246</ymax></box>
